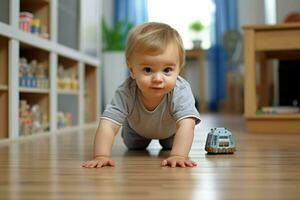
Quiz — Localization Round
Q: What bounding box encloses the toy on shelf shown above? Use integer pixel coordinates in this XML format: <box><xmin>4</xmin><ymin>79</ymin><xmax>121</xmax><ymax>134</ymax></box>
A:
<box><xmin>19</xmin><ymin>57</ymin><xmax>49</xmax><ymax>89</ymax></box>
<box><xmin>42</xmin><ymin>114</ymin><xmax>49</xmax><ymax>131</ymax></box>
<box><xmin>70</xmin><ymin>68</ymin><xmax>79</xmax><ymax>90</ymax></box>
<box><xmin>19</xmin><ymin>12</ymin><xmax>33</xmax><ymax>32</ymax></box>
<box><xmin>19</xmin><ymin>100</ymin><xmax>49</xmax><ymax>136</ymax></box>
<box><xmin>57</xmin><ymin>64</ymin><xmax>78</xmax><ymax>91</ymax></box>
<box><xmin>205</xmin><ymin>127</ymin><xmax>236</xmax><ymax>154</ymax></box>
<box><xmin>31</xmin><ymin>104</ymin><xmax>43</xmax><ymax>133</ymax></box>
<box><xmin>36</xmin><ymin>61</ymin><xmax>49</xmax><ymax>89</ymax></box>
<box><xmin>30</xmin><ymin>18</ymin><xmax>40</xmax><ymax>35</ymax></box>
<box><xmin>57</xmin><ymin>112</ymin><xmax>73</xmax><ymax>129</ymax></box>
<box><xmin>39</xmin><ymin>25</ymin><xmax>49</xmax><ymax>39</ymax></box>
<box><xmin>19</xmin><ymin>100</ymin><xmax>32</xmax><ymax>136</ymax></box>
<box><xmin>19</xmin><ymin>12</ymin><xmax>49</xmax><ymax>39</ymax></box>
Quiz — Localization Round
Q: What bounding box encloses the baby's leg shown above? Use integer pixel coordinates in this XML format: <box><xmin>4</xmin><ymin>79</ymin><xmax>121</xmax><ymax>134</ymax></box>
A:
<box><xmin>159</xmin><ymin>134</ymin><xmax>175</xmax><ymax>150</ymax></box>
<box><xmin>121</xmin><ymin>122</ymin><xmax>151</xmax><ymax>150</ymax></box>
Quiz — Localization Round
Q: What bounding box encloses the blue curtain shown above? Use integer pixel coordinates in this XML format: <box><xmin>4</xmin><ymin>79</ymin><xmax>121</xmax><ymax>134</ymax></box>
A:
<box><xmin>207</xmin><ymin>0</ymin><xmax>239</xmax><ymax>111</ymax></box>
<box><xmin>113</xmin><ymin>0</ymin><xmax>148</xmax><ymax>25</ymax></box>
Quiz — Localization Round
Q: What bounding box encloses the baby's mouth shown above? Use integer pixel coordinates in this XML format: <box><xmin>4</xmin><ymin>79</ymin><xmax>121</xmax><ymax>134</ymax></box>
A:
<box><xmin>150</xmin><ymin>87</ymin><xmax>163</xmax><ymax>90</ymax></box>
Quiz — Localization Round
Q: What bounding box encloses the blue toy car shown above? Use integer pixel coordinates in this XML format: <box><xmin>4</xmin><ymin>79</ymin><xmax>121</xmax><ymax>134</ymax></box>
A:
<box><xmin>205</xmin><ymin>127</ymin><xmax>236</xmax><ymax>154</ymax></box>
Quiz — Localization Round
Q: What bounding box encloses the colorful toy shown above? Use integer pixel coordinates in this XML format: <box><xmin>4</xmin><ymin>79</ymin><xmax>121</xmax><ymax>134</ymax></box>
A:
<box><xmin>57</xmin><ymin>112</ymin><xmax>73</xmax><ymax>128</ymax></box>
<box><xmin>205</xmin><ymin>127</ymin><xmax>236</xmax><ymax>154</ymax></box>
<box><xmin>19</xmin><ymin>12</ymin><xmax>33</xmax><ymax>32</ymax></box>
<box><xmin>57</xmin><ymin>64</ymin><xmax>78</xmax><ymax>91</ymax></box>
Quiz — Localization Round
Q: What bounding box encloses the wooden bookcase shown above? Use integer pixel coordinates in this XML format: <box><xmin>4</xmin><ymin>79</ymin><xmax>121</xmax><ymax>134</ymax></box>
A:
<box><xmin>0</xmin><ymin>36</ymin><xmax>8</xmax><ymax>139</ymax></box>
<box><xmin>0</xmin><ymin>0</ymin><xmax>101</xmax><ymax>141</ymax></box>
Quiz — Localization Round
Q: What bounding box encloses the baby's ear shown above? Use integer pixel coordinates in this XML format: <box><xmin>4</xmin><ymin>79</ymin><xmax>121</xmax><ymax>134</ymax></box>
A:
<box><xmin>126</xmin><ymin>60</ymin><xmax>135</xmax><ymax>79</ymax></box>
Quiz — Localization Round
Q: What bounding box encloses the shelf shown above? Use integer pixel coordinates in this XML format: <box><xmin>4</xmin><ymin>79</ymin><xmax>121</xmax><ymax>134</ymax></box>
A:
<box><xmin>58</xmin><ymin>95</ymin><xmax>79</xmax><ymax>128</ymax></box>
<box><xmin>0</xmin><ymin>85</ymin><xmax>8</xmax><ymax>90</ymax></box>
<box><xmin>57</xmin><ymin>56</ymin><xmax>79</xmax><ymax>91</ymax></box>
<box><xmin>19</xmin><ymin>43</ymin><xmax>50</xmax><ymax>90</ymax></box>
<box><xmin>85</xmin><ymin>64</ymin><xmax>97</xmax><ymax>123</ymax></box>
<box><xmin>20</xmin><ymin>93</ymin><xmax>49</xmax><ymax>116</ymax></box>
<box><xmin>20</xmin><ymin>87</ymin><xmax>49</xmax><ymax>94</ymax></box>
<box><xmin>0</xmin><ymin>23</ymin><xmax>101</xmax><ymax>66</ymax></box>
<box><xmin>20</xmin><ymin>42</ymin><xmax>49</xmax><ymax>60</ymax></box>
<box><xmin>57</xmin><ymin>90</ymin><xmax>78</xmax><ymax>95</ymax></box>
<box><xmin>19</xmin><ymin>43</ymin><xmax>50</xmax><ymax>137</ymax></box>
<box><xmin>58</xmin><ymin>55</ymin><xmax>78</xmax><ymax>69</ymax></box>
<box><xmin>19</xmin><ymin>93</ymin><xmax>49</xmax><ymax>136</ymax></box>
<box><xmin>20</xmin><ymin>0</ymin><xmax>50</xmax><ymax>39</ymax></box>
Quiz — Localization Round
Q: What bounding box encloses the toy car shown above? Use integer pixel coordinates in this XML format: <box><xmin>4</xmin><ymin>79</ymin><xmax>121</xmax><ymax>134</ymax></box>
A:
<box><xmin>205</xmin><ymin>127</ymin><xmax>236</xmax><ymax>154</ymax></box>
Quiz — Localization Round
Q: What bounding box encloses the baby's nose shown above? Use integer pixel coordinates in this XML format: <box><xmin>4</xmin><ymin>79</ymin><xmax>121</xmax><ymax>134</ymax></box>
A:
<box><xmin>152</xmin><ymin>72</ymin><xmax>163</xmax><ymax>82</ymax></box>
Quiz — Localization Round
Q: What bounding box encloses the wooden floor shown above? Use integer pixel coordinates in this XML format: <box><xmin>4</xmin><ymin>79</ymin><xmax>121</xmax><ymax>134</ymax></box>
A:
<box><xmin>1</xmin><ymin>114</ymin><xmax>300</xmax><ymax>200</ymax></box>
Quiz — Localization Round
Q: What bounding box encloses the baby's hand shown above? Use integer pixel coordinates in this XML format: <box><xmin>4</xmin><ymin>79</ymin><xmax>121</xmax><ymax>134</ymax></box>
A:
<box><xmin>81</xmin><ymin>156</ymin><xmax>115</xmax><ymax>168</ymax></box>
<box><xmin>161</xmin><ymin>155</ymin><xmax>197</xmax><ymax>168</ymax></box>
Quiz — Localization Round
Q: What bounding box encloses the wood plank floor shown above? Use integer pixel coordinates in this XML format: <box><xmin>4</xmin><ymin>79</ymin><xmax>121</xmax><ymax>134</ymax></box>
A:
<box><xmin>1</xmin><ymin>114</ymin><xmax>300</xmax><ymax>200</ymax></box>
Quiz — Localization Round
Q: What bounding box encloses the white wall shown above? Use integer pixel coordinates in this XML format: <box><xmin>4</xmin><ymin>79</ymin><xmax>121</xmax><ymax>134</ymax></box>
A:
<box><xmin>237</xmin><ymin>0</ymin><xmax>300</xmax><ymax>26</ymax></box>
<box><xmin>100</xmin><ymin>0</ymin><xmax>128</xmax><ymax>108</ymax></box>
<box><xmin>102</xmin><ymin>0</ymin><xmax>114</xmax><ymax>26</ymax></box>
<box><xmin>276</xmin><ymin>0</ymin><xmax>300</xmax><ymax>22</ymax></box>
<box><xmin>237</xmin><ymin>0</ymin><xmax>265</xmax><ymax>28</ymax></box>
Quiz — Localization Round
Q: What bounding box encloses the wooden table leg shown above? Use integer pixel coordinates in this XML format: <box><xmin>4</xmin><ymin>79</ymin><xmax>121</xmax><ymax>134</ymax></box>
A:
<box><xmin>244</xmin><ymin>29</ymin><xmax>257</xmax><ymax>117</ymax></box>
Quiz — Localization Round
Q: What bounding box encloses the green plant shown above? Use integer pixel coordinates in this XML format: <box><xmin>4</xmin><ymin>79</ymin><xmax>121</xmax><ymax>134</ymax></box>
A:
<box><xmin>189</xmin><ymin>20</ymin><xmax>204</xmax><ymax>33</ymax></box>
<box><xmin>102</xmin><ymin>19</ymin><xmax>134</xmax><ymax>51</ymax></box>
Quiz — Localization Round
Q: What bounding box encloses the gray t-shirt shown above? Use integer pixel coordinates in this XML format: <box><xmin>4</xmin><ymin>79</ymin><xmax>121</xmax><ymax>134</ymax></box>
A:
<box><xmin>101</xmin><ymin>76</ymin><xmax>201</xmax><ymax>139</ymax></box>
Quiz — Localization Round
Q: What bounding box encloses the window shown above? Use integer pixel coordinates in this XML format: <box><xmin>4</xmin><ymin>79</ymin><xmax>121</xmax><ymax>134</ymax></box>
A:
<box><xmin>219</xmin><ymin>136</ymin><xmax>228</xmax><ymax>139</ymax></box>
<box><xmin>147</xmin><ymin>0</ymin><xmax>215</xmax><ymax>49</ymax></box>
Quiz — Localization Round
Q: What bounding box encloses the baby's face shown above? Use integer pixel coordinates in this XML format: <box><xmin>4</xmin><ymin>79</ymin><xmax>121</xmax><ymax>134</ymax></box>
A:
<box><xmin>127</xmin><ymin>43</ymin><xmax>180</xmax><ymax>100</ymax></box>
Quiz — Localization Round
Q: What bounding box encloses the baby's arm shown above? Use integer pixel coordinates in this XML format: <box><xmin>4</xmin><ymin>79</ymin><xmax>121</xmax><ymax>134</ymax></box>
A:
<box><xmin>82</xmin><ymin>119</ymin><xmax>121</xmax><ymax>168</ymax></box>
<box><xmin>161</xmin><ymin>118</ymin><xmax>197</xmax><ymax>168</ymax></box>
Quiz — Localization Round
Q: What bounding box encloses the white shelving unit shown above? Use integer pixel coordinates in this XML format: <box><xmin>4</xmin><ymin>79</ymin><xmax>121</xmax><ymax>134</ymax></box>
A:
<box><xmin>0</xmin><ymin>0</ymin><xmax>101</xmax><ymax>141</ymax></box>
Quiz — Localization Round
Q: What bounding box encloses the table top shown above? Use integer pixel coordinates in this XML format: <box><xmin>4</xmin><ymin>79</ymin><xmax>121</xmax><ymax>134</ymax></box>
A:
<box><xmin>185</xmin><ymin>49</ymin><xmax>204</xmax><ymax>58</ymax></box>
<box><xmin>243</xmin><ymin>22</ymin><xmax>300</xmax><ymax>30</ymax></box>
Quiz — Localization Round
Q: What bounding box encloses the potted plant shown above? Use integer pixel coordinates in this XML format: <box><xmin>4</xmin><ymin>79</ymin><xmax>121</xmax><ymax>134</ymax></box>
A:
<box><xmin>101</xmin><ymin>19</ymin><xmax>134</xmax><ymax>105</ymax></box>
<box><xmin>189</xmin><ymin>20</ymin><xmax>204</xmax><ymax>49</ymax></box>
<box><xmin>101</xmin><ymin>19</ymin><xmax>134</xmax><ymax>51</ymax></box>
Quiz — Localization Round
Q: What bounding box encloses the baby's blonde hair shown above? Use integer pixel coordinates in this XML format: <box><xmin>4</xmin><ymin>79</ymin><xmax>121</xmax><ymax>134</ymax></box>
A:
<box><xmin>125</xmin><ymin>22</ymin><xmax>185</xmax><ymax>68</ymax></box>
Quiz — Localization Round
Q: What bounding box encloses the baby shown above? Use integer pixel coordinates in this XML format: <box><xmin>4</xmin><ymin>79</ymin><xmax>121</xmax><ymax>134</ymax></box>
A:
<box><xmin>82</xmin><ymin>22</ymin><xmax>201</xmax><ymax>168</ymax></box>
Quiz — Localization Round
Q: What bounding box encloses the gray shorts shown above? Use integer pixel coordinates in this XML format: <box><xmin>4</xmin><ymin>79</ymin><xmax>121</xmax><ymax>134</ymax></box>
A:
<box><xmin>121</xmin><ymin>121</ymin><xmax>174</xmax><ymax>150</ymax></box>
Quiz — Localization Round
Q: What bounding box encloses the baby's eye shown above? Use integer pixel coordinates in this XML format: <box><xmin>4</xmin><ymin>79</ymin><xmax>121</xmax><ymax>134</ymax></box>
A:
<box><xmin>163</xmin><ymin>67</ymin><xmax>173</xmax><ymax>75</ymax></box>
<box><xmin>143</xmin><ymin>67</ymin><xmax>152</xmax><ymax>74</ymax></box>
